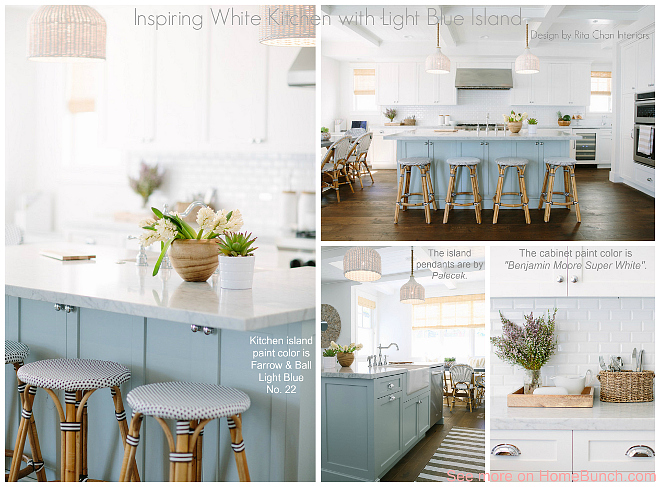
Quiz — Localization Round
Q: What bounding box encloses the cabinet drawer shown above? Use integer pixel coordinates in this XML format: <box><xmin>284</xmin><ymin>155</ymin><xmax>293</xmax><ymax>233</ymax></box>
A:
<box><xmin>376</xmin><ymin>375</ymin><xmax>403</xmax><ymax>397</ymax></box>
<box><xmin>573</xmin><ymin>430</ymin><xmax>655</xmax><ymax>472</ymax></box>
<box><xmin>490</xmin><ymin>430</ymin><xmax>572</xmax><ymax>472</ymax></box>
<box><xmin>490</xmin><ymin>471</ymin><xmax>573</xmax><ymax>482</ymax></box>
<box><xmin>634</xmin><ymin>164</ymin><xmax>655</xmax><ymax>192</ymax></box>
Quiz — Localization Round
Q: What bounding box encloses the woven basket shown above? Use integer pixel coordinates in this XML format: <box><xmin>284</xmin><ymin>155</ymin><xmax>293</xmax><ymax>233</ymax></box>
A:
<box><xmin>403</xmin><ymin>119</ymin><xmax>416</xmax><ymax>126</ymax></box>
<box><xmin>597</xmin><ymin>370</ymin><xmax>655</xmax><ymax>403</ymax></box>
<box><xmin>557</xmin><ymin>120</ymin><xmax>571</xmax><ymax>126</ymax></box>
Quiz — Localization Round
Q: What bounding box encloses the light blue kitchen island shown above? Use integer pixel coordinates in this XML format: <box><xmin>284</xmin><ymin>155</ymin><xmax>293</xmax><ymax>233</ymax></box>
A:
<box><xmin>384</xmin><ymin>129</ymin><xmax>580</xmax><ymax>210</ymax></box>
<box><xmin>5</xmin><ymin>244</ymin><xmax>315</xmax><ymax>482</ymax></box>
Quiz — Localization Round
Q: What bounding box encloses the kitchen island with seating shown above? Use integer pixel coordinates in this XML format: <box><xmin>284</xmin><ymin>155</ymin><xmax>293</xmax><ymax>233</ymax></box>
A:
<box><xmin>5</xmin><ymin>243</ymin><xmax>315</xmax><ymax>482</ymax></box>
<box><xmin>384</xmin><ymin>129</ymin><xmax>581</xmax><ymax>213</ymax></box>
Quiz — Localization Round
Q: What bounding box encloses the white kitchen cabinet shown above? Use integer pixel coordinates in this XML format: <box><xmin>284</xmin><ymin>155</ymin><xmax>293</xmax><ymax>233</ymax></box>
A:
<box><xmin>490</xmin><ymin>430</ymin><xmax>573</xmax><ymax>473</ymax></box>
<box><xmin>596</xmin><ymin>129</ymin><xmax>612</xmax><ymax>166</ymax></box>
<box><xmin>491</xmin><ymin>246</ymin><xmax>655</xmax><ymax>297</ymax></box>
<box><xmin>511</xmin><ymin>70</ymin><xmax>531</xmax><ymax>105</ymax></box>
<box><xmin>573</xmin><ymin>430</ymin><xmax>655</xmax><ymax>473</ymax></box>
<box><xmin>512</xmin><ymin>62</ymin><xmax>550</xmax><ymax>106</ymax></box>
<box><xmin>634</xmin><ymin>163</ymin><xmax>655</xmax><ymax>194</ymax></box>
<box><xmin>620</xmin><ymin>93</ymin><xmax>636</xmax><ymax>180</ymax></box>
<box><xmin>416</xmin><ymin>63</ymin><xmax>457</xmax><ymax>105</ymax></box>
<box><xmin>208</xmin><ymin>20</ymin><xmax>268</xmax><ymax>145</ymax></box>
<box><xmin>371</xmin><ymin>128</ymin><xmax>398</xmax><ymax>169</ymax></box>
<box><xmin>637</xmin><ymin>32</ymin><xmax>655</xmax><ymax>90</ymax></box>
<box><xmin>549</xmin><ymin>63</ymin><xmax>591</xmax><ymax>106</ymax></box>
<box><xmin>376</xmin><ymin>63</ymin><xmax>417</xmax><ymax>106</ymax></box>
<box><xmin>621</xmin><ymin>42</ymin><xmax>639</xmax><ymax>94</ymax></box>
<box><xmin>99</xmin><ymin>7</ymin><xmax>156</xmax><ymax>146</ymax></box>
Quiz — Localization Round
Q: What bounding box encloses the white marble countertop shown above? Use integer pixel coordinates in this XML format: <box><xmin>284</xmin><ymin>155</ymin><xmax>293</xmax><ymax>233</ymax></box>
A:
<box><xmin>384</xmin><ymin>128</ymin><xmax>579</xmax><ymax>141</ymax></box>
<box><xmin>321</xmin><ymin>361</ymin><xmax>444</xmax><ymax>379</ymax></box>
<box><xmin>5</xmin><ymin>243</ymin><xmax>314</xmax><ymax>331</ymax></box>
<box><xmin>490</xmin><ymin>396</ymin><xmax>654</xmax><ymax>431</ymax></box>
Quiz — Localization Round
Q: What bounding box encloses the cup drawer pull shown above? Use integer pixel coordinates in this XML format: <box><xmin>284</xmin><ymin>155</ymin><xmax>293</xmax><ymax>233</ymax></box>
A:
<box><xmin>491</xmin><ymin>444</ymin><xmax>521</xmax><ymax>456</ymax></box>
<box><xmin>388</xmin><ymin>383</ymin><xmax>395</xmax><ymax>389</ymax></box>
<box><xmin>389</xmin><ymin>395</ymin><xmax>396</xmax><ymax>402</ymax></box>
<box><xmin>626</xmin><ymin>445</ymin><xmax>655</xmax><ymax>458</ymax></box>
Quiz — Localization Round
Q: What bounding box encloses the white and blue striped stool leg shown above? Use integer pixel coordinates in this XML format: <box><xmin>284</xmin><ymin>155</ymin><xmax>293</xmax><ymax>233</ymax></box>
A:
<box><xmin>119</xmin><ymin>412</ymin><xmax>143</xmax><ymax>482</ymax></box>
<box><xmin>228</xmin><ymin>414</ymin><xmax>250</xmax><ymax>482</ymax></box>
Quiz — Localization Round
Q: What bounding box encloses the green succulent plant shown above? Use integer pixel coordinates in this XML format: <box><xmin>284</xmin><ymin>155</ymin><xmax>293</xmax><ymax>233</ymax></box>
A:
<box><xmin>562</xmin><ymin>114</ymin><xmax>572</xmax><ymax>121</ymax></box>
<box><xmin>321</xmin><ymin>127</ymin><xmax>329</xmax><ymax>133</ymax></box>
<box><xmin>217</xmin><ymin>232</ymin><xmax>258</xmax><ymax>257</ymax></box>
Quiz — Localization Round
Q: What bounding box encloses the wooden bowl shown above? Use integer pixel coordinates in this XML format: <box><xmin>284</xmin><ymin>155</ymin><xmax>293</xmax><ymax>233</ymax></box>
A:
<box><xmin>558</xmin><ymin>120</ymin><xmax>571</xmax><ymax>126</ymax></box>
<box><xmin>169</xmin><ymin>239</ymin><xmax>219</xmax><ymax>282</ymax></box>
<box><xmin>337</xmin><ymin>352</ymin><xmax>355</xmax><ymax>367</ymax></box>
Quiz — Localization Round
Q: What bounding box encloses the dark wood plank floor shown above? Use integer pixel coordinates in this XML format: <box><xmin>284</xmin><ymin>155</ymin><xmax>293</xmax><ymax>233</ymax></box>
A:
<box><xmin>321</xmin><ymin>167</ymin><xmax>655</xmax><ymax>241</ymax></box>
<box><xmin>380</xmin><ymin>403</ymin><xmax>485</xmax><ymax>482</ymax></box>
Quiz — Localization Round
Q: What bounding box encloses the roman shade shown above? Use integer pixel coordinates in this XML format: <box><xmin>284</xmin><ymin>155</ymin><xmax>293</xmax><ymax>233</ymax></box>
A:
<box><xmin>353</xmin><ymin>69</ymin><xmax>375</xmax><ymax>95</ymax></box>
<box><xmin>412</xmin><ymin>294</ymin><xmax>485</xmax><ymax>330</ymax></box>
<box><xmin>591</xmin><ymin>71</ymin><xmax>612</xmax><ymax>96</ymax></box>
<box><xmin>357</xmin><ymin>296</ymin><xmax>376</xmax><ymax>309</ymax></box>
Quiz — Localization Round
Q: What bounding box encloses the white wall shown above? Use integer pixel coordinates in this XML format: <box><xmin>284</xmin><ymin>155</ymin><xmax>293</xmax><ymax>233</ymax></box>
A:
<box><xmin>490</xmin><ymin>297</ymin><xmax>655</xmax><ymax>397</ymax></box>
<box><xmin>321</xmin><ymin>282</ymin><xmax>354</xmax><ymax>349</ymax></box>
<box><xmin>320</xmin><ymin>56</ymin><xmax>340</xmax><ymax>130</ymax></box>
<box><xmin>376</xmin><ymin>291</ymin><xmax>412</xmax><ymax>361</ymax></box>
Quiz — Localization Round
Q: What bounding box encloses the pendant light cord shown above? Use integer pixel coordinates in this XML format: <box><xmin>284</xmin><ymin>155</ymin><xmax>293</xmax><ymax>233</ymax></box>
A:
<box><xmin>436</xmin><ymin>23</ymin><xmax>440</xmax><ymax>48</ymax></box>
<box><xmin>410</xmin><ymin>246</ymin><xmax>414</xmax><ymax>277</ymax></box>
<box><xmin>526</xmin><ymin>23</ymin><xmax>529</xmax><ymax>49</ymax></box>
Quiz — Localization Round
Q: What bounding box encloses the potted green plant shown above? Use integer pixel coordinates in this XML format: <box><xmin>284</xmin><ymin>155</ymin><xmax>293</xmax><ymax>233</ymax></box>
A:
<box><xmin>490</xmin><ymin>309</ymin><xmax>558</xmax><ymax>394</ymax></box>
<box><xmin>503</xmin><ymin>110</ymin><xmax>527</xmax><ymax>133</ymax></box>
<box><xmin>129</xmin><ymin>162</ymin><xmax>165</xmax><ymax>208</ymax></box>
<box><xmin>527</xmin><ymin>117</ymin><xmax>538</xmax><ymax>135</ymax></box>
<box><xmin>384</xmin><ymin>108</ymin><xmax>397</xmax><ymax>124</ymax></box>
<box><xmin>321</xmin><ymin>126</ymin><xmax>331</xmax><ymax>141</ymax></box>
<box><xmin>217</xmin><ymin>231</ymin><xmax>258</xmax><ymax>289</ymax></box>
<box><xmin>557</xmin><ymin>111</ymin><xmax>571</xmax><ymax>127</ymax></box>
<box><xmin>327</xmin><ymin>341</ymin><xmax>363</xmax><ymax>367</ymax></box>
<box><xmin>322</xmin><ymin>347</ymin><xmax>338</xmax><ymax>369</ymax></box>
<box><xmin>139</xmin><ymin>205</ymin><xmax>243</xmax><ymax>282</ymax></box>
<box><xmin>444</xmin><ymin>357</ymin><xmax>456</xmax><ymax>366</ymax></box>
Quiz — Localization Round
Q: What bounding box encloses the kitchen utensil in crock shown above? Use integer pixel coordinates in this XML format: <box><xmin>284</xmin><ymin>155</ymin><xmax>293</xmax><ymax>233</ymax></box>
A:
<box><xmin>632</xmin><ymin>348</ymin><xmax>637</xmax><ymax>370</ymax></box>
<box><xmin>638</xmin><ymin>349</ymin><xmax>644</xmax><ymax>371</ymax></box>
<box><xmin>599</xmin><ymin>356</ymin><xmax>608</xmax><ymax>371</ymax></box>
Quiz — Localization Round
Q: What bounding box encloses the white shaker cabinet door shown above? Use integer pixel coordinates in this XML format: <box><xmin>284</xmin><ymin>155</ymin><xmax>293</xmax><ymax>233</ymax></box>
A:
<box><xmin>570</xmin><ymin>63</ymin><xmax>592</xmax><ymax>107</ymax></box>
<box><xmin>549</xmin><ymin>64</ymin><xmax>571</xmax><ymax>106</ymax></box>
<box><xmin>573</xmin><ymin>430</ymin><xmax>655</xmax><ymax>473</ymax></box>
<box><xmin>417</xmin><ymin>63</ymin><xmax>436</xmax><ymax>105</ymax></box>
<box><xmin>568</xmin><ymin>246</ymin><xmax>655</xmax><ymax>297</ymax></box>
<box><xmin>490</xmin><ymin>246</ymin><xmax>569</xmax><ymax>297</ymax></box>
<box><xmin>377</xmin><ymin>64</ymin><xmax>399</xmax><ymax>105</ymax></box>
<box><xmin>490</xmin><ymin>471</ymin><xmax>574</xmax><ymax>482</ymax></box>
<box><xmin>637</xmin><ymin>33</ymin><xmax>655</xmax><ymax>90</ymax></box>
<box><xmin>208</xmin><ymin>21</ymin><xmax>268</xmax><ymax>145</ymax></box>
<box><xmin>621</xmin><ymin>42</ymin><xmax>638</xmax><ymax>94</ymax></box>
<box><xmin>397</xmin><ymin>63</ymin><xmax>418</xmax><ymax>105</ymax></box>
<box><xmin>490</xmin><ymin>430</ymin><xmax>573</xmax><ymax>473</ymax></box>
<box><xmin>530</xmin><ymin>62</ymin><xmax>550</xmax><ymax>105</ymax></box>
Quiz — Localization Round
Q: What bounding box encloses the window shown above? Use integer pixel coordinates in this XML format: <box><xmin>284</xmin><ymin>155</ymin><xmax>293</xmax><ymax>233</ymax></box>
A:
<box><xmin>353</xmin><ymin>68</ymin><xmax>377</xmax><ymax>112</ymax></box>
<box><xmin>411</xmin><ymin>294</ymin><xmax>485</xmax><ymax>362</ymax></box>
<box><xmin>356</xmin><ymin>295</ymin><xmax>376</xmax><ymax>357</ymax></box>
<box><xmin>589</xmin><ymin>71</ymin><xmax>612</xmax><ymax>113</ymax></box>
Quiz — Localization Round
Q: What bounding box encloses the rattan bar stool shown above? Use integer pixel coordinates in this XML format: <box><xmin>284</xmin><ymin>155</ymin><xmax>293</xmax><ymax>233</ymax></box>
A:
<box><xmin>539</xmin><ymin>156</ymin><xmax>581</xmax><ymax>223</ymax></box>
<box><xmin>5</xmin><ymin>341</ymin><xmax>47</xmax><ymax>482</ymax></box>
<box><xmin>394</xmin><ymin>157</ymin><xmax>438</xmax><ymax>224</ymax></box>
<box><xmin>320</xmin><ymin>136</ymin><xmax>354</xmax><ymax>203</ymax></box>
<box><xmin>443</xmin><ymin>157</ymin><xmax>482</xmax><ymax>224</ymax></box>
<box><xmin>348</xmin><ymin>132</ymin><xmax>374</xmax><ymax>189</ymax></box>
<box><xmin>119</xmin><ymin>382</ymin><xmax>251</xmax><ymax>482</ymax></box>
<box><xmin>493</xmin><ymin>157</ymin><xmax>531</xmax><ymax>224</ymax></box>
<box><xmin>9</xmin><ymin>358</ymin><xmax>139</xmax><ymax>482</ymax></box>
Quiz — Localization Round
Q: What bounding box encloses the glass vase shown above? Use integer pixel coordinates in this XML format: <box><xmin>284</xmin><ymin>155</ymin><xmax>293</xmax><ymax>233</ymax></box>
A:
<box><xmin>524</xmin><ymin>369</ymin><xmax>541</xmax><ymax>394</ymax></box>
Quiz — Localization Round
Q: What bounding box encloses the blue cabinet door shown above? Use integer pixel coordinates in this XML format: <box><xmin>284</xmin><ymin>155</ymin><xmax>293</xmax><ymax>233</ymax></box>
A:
<box><xmin>375</xmin><ymin>391</ymin><xmax>402</xmax><ymax>476</ymax></box>
<box><xmin>540</xmin><ymin>141</ymin><xmax>569</xmax><ymax>196</ymax></box>
<box><xmin>402</xmin><ymin>397</ymin><xmax>418</xmax><ymax>450</ymax></box>
<box><xmin>417</xmin><ymin>393</ymin><xmax>431</xmax><ymax>436</ymax></box>
<box><xmin>456</xmin><ymin>142</ymin><xmax>487</xmax><ymax>203</ymax></box>
<box><xmin>484</xmin><ymin>141</ymin><xmax>515</xmax><ymax>206</ymax></box>
<box><xmin>514</xmin><ymin>141</ymin><xmax>542</xmax><ymax>204</ymax></box>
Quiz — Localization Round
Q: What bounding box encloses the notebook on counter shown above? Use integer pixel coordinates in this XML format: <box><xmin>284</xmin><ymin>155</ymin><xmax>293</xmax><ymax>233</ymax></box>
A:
<box><xmin>40</xmin><ymin>250</ymin><xmax>96</xmax><ymax>261</ymax></box>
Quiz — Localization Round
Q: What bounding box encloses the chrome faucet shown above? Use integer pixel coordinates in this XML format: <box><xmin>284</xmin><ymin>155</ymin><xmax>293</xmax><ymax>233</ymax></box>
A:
<box><xmin>485</xmin><ymin>113</ymin><xmax>490</xmax><ymax>135</ymax></box>
<box><xmin>127</xmin><ymin>235</ymin><xmax>148</xmax><ymax>266</ymax></box>
<box><xmin>377</xmin><ymin>343</ymin><xmax>399</xmax><ymax>365</ymax></box>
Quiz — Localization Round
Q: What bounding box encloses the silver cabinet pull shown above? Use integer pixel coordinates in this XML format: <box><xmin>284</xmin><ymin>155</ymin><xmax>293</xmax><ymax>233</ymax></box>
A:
<box><xmin>570</xmin><ymin>275</ymin><xmax>579</xmax><ymax>283</ymax></box>
<box><xmin>388</xmin><ymin>383</ymin><xmax>395</xmax><ymax>389</ymax></box>
<box><xmin>417</xmin><ymin>400</ymin><xmax>422</xmax><ymax>404</ymax></box>
<box><xmin>191</xmin><ymin>324</ymin><xmax>200</xmax><ymax>333</ymax></box>
<box><xmin>556</xmin><ymin>275</ymin><xmax>564</xmax><ymax>283</ymax></box>
<box><xmin>389</xmin><ymin>395</ymin><xmax>396</xmax><ymax>402</ymax></box>
<box><xmin>626</xmin><ymin>445</ymin><xmax>655</xmax><ymax>458</ymax></box>
<box><xmin>64</xmin><ymin>305</ymin><xmax>75</xmax><ymax>313</ymax></box>
<box><xmin>54</xmin><ymin>303</ymin><xmax>63</xmax><ymax>311</ymax></box>
<box><xmin>647</xmin><ymin>178</ymin><xmax>653</xmax><ymax>182</ymax></box>
<box><xmin>491</xmin><ymin>444</ymin><xmax>521</xmax><ymax>456</ymax></box>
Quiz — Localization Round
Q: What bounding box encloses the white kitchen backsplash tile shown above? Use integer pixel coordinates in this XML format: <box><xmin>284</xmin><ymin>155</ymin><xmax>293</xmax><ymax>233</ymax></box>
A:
<box><xmin>490</xmin><ymin>297</ymin><xmax>655</xmax><ymax>397</ymax></box>
<box><xmin>127</xmin><ymin>151</ymin><xmax>314</xmax><ymax>238</ymax></box>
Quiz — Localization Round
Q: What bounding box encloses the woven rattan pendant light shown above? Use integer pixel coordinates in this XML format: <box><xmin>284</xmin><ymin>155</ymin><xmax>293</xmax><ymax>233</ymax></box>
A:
<box><xmin>343</xmin><ymin>247</ymin><xmax>381</xmax><ymax>282</ymax></box>
<box><xmin>259</xmin><ymin>5</ymin><xmax>316</xmax><ymax>47</ymax></box>
<box><xmin>400</xmin><ymin>247</ymin><xmax>425</xmax><ymax>304</ymax></box>
<box><xmin>425</xmin><ymin>23</ymin><xmax>450</xmax><ymax>74</ymax></box>
<box><xmin>28</xmin><ymin>5</ymin><xmax>106</xmax><ymax>62</ymax></box>
<box><xmin>515</xmin><ymin>21</ymin><xmax>540</xmax><ymax>74</ymax></box>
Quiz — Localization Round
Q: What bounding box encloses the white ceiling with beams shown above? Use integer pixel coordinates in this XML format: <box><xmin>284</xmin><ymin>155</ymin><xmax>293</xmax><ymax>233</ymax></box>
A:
<box><xmin>321</xmin><ymin>246</ymin><xmax>485</xmax><ymax>295</ymax></box>
<box><xmin>321</xmin><ymin>5</ymin><xmax>653</xmax><ymax>62</ymax></box>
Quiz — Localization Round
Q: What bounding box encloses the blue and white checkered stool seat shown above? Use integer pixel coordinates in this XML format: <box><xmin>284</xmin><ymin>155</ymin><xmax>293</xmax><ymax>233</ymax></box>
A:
<box><xmin>5</xmin><ymin>340</ymin><xmax>29</xmax><ymax>364</ymax></box>
<box><xmin>446</xmin><ymin>157</ymin><xmax>480</xmax><ymax>165</ymax></box>
<box><xmin>17</xmin><ymin>358</ymin><xmax>130</xmax><ymax>391</ymax></box>
<box><xmin>399</xmin><ymin>157</ymin><xmax>432</xmax><ymax>166</ymax></box>
<box><xmin>127</xmin><ymin>382</ymin><xmax>251</xmax><ymax>421</ymax></box>
<box><xmin>544</xmin><ymin>156</ymin><xmax>577</xmax><ymax>166</ymax></box>
<box><xmin>496</xmin><ymin>157</ymin><xmax>528</xmax><ymax>166</ymax></box>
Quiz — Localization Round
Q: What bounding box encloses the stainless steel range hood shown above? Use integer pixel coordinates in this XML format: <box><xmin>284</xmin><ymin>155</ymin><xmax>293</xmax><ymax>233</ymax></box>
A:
<box><xmin>455</xmin><ymin>68</ymin><xmax>513</xmax><ymax>90</ymax></box>
<box><xmin>287</xmin><ymin>47</ymin><xmax>315</xmax><ymax>88</ymax></box>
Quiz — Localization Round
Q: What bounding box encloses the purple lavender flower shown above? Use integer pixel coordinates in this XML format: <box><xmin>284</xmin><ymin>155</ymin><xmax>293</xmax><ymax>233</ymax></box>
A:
<box><xmin>129</xmin><ymin>162</ymin><xmax>165</xmax><ymax>208</ymax></box>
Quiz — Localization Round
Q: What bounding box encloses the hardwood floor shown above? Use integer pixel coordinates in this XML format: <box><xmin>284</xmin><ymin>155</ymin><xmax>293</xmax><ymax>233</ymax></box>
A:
<box><xmin>380</xmin><ymin>403</ymin><xmax>485</xmax><ymax>482</ymax></box>
<box><xmin>321</xmin><ymin>167</ymin><xmax>655</xmax><ymax>241</ymax></box>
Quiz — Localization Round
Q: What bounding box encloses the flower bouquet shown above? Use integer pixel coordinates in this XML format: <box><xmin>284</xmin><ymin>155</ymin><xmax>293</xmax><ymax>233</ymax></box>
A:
<box><xmin>129</xmin><ymin>162</ymin><xmax>165</xmax><ymax>208</ymax></box>
<box><xmin>502</xmin><ymin>110</ymin><xmax>528</xmax><ymax>133</ymax></box>
<box><xmin>327</xmin><ymin>341</ymin><xmax>363</xmax><ymax>367</ymax></box>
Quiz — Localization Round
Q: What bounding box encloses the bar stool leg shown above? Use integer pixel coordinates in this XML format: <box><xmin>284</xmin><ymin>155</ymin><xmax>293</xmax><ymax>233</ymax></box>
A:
<box><xmin>518</xmin><ymin>166</ymin><xmax>531</xmax><ymax>224</ymax></box>
<box><xmin>570</xmin><ymin>165</ymin><xmax>581</xmax><ymax>222</ymax></box>
<box><xmin>492</xmin><ymin>165</ymin><xmax>505</xmax><ymax>224</ymax></box>
<box><xmin>426</xmin><ymin>164</ymin><xmax>438</xmax><ymax>211</ymax></box>
<box><xmin>443</xmin><ymin>165</ymin><xmax>456</xmax><ymax>224</ymax></box>
<box><xmin>469</xmin><ymin>165</ymin><xmax>482</xmax><ymax>224</ymax></box>
<box><xmin>362</xmin><ymin>156</ymin><xmax>374</xmax><ymax>184</ymax></box>
<box><xmin>563</xmin><ymin>166</ymin><xmax>571</xmax><ymax>209</ymax></box>
<box><xmin>111</xmin><ymin>386</ymin><xmax>141</xmax><ymax>481</ymax></box>
<box><xmin>8</xmin><ymin>387</ymin><xmax>37</xmax><ymax>481</ymax></box>
<box><xmin>354</xmin><ymin>160</ymin><xmax>364</xmax><ymax>190</ymax></box>
<box><xmin>402</xmin><ymin>167</ymin><xmax>412</xmax><ymax>211</ymax></box>
<box><xmin>420</xmin><ymin>167</ymin><xmax>431</xmax><ymax>224</ymax></box>
<box><xmin>539</xmin><ymin>163</ymin><xmax>549</xmax><ymax>210</ymax></box>
<box><xmin>332</xmin><ymin>168</ymin><xmax>341</xmax><ymax>203</ymax></box>
<box><xmin>172</xmin><ymin>420</ymin><xmax>192</xmax><ymax>481</ymax></box>
<box><xmin>544</xmin><ymin>165</ymin><xmax>557</xmax><ymax>222</ymax></box>
<box><xmin>342</xmin><ymin>164</ymin><xmax>354</xmax><ymax>193</ymax></box>
<box><xmin>228</xmin><ymin>414</ymin><xmax>250</xmax><ymax>482</ymax></box>
<box><xmin>119</xmin><ymin>413</ymin><xmax>143</xmax><ymax>482</ymax></box>
<box><xmin>394</xmin><ymin>164</ymin><xmax>405</xmax><ymax>223</ymax></box>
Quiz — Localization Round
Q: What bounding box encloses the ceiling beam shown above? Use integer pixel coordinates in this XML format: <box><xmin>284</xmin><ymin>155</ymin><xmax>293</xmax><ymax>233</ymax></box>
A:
<box><xmin>528</xmin><ymin>5</ymin><xmax>566</xmax><ymax>48</ymax></box>
<box><xmin>340</xmin><ymin>22</ymin><xmax>383</xmax><ymax>47</ymax></box>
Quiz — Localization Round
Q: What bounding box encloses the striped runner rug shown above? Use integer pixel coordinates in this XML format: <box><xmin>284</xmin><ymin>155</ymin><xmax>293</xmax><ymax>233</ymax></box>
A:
<box><xmin>416</xmin><ymin>426</ymin><xmax>485</xmax><ymax>482</ymax></box>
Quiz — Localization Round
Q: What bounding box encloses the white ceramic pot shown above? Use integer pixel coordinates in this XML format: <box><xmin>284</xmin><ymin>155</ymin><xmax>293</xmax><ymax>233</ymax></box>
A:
<box><xmin>551</xmin><ymin>370</ymin><xmax>593</xmax><ymax>394</ymax></box>
<box><xmin>218</xmin><ymin>255</ymin><xmax>255</xmax><ymax>290</ymax></box>
<box><xmin>322</xmin><ymin>356</ymin><xmax>336</xmax><ymax>369</ymax></box>
<box><xmin>528</xmin><ymin>124</ymin><xmax>538</xmax><ymax>135</ymax></box>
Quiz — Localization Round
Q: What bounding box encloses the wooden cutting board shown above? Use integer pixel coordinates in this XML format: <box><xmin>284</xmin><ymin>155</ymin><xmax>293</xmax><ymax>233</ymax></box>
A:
<box><xmin>507</xmin><ymin>386</ymin><xmax>594</xmax><ymax>408</ymax></box>
<box><xmin>40</xmin><ymin>250</ymin><xmax>96</xmax><ymax>261</ymax></box>
<box><xmin>434</xmin><ymin>128</ymin><xmax>458</xmax><ymax>132</ymax></box>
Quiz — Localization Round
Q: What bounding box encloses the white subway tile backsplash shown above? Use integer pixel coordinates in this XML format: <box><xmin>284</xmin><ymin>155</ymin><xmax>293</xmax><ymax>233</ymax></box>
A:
<box><xmin>491</xmin><ymin>297</ymin><xmax>655</xmax><ymax>396</ymax></box>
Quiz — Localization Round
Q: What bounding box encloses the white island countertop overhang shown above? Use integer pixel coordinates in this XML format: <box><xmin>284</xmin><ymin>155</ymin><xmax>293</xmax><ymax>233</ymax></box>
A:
<box><xmin>490</xmin><ymin>396</ymin><xmax>654</xmax><ymax>431</ymax></box>
<box><xmin>5</xmin><ymin>243</ymin><xmax>315</xmax><ymax>331</ymax></box>
<box><xmin>384</xmin><ymin>128</ymin><xmax>580</xmax><ymax>141</ymax></box>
